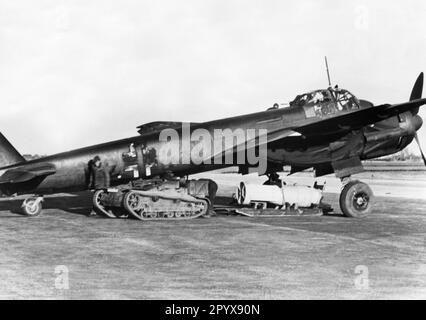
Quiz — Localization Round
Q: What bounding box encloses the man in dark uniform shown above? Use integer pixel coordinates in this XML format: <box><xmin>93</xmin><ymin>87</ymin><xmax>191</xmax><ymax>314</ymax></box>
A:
<box><xmin>88</xmin><ymin>156</ymin><xmax>110</xmax><ymax>190</ymax></box>
<box><xmin>88</xmin><ymin>156</ymin><xmax>111</xmax><ymax>217</ymax></box>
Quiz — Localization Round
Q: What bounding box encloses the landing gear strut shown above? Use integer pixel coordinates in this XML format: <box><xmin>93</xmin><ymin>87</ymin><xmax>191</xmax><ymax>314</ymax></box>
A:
<box><xmin>21</xmin><ymin>196</ymin><xmax>44</xmax><ymax>216</ymax></box>
<box><xmin>339</xmin><ymin>179</ymin><xmax>373</xmax><ymax>218</ymax></box>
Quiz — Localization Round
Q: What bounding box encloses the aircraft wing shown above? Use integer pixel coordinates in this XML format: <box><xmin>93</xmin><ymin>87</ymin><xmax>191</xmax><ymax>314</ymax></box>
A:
<box><xmin>295</xmin><ymin>98</ymin><xmax>426</xmax><ymax>136</ymax></box>
<box><xmin>0</xmin><ymin>162</ymin><xmax>56</xmax><ymax>185</ymax></box>
<box><xmin>200</xmin><ymin>97</ymin><xmax>426</xmax><ymax>165</ymax></box>
<box><xmin>202</xmin><ymin>127</ymin><xmax>300</xmax><ymax>163</ymax></box>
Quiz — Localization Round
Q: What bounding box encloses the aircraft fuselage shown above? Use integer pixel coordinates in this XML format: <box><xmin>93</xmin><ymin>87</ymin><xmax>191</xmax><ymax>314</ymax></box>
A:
<box><xmin>0</xmin><ymin>100</ymin><xmax>419</xmax><ymax>196</ymax></box>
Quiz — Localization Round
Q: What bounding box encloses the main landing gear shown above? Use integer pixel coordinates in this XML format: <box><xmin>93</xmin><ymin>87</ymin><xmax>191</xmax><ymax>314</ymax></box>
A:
<box><xmin>21</xmin><ymin>196</ymin><xmax>44</xmax><ymax>216</ymax></box>
<box><xmin>339</xmin><ymin>178</ymin><xmax>373</xmax><ymax>218</ymax></box>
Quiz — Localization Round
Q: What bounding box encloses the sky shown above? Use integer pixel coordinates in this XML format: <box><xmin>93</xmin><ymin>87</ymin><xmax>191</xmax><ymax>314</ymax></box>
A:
<box><xmin>0</xmin><ymin>0</ymin><xmax>426</xmax><ymax>155</ymax></box>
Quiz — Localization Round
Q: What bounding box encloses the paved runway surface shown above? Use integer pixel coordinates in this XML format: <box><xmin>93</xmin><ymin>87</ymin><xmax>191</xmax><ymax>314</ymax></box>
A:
<box><xmin>0</xmin><ymin>172</ymin><xmax>425</xmax><ymax>299</ymax></box>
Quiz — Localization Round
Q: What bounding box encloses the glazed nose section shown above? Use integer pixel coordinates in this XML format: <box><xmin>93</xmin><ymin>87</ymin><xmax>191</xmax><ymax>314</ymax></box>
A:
<box><xmin>413</xmin><ymin>114</ymin><xmax>423</xmax><ymax>131</ymax></box>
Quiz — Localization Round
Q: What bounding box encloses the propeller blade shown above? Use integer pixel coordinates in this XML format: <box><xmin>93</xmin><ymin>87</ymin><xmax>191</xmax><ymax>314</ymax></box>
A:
<box><xmin>410</xmin><ymin>72</ymin><xmax>424</xmax><ymax>115</ymax></box>
<box><xmin>414</xmin><ymin>133</ymin><xmax>426</xmax><ymax>166</ymax></box>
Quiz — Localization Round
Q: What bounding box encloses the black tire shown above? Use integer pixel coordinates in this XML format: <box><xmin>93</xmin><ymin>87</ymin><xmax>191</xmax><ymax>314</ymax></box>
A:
<box><xmin>236</xmin><ymin>182</ymin><xmax>246</xmax><ymax>205</ymax></box>
<box><xmin>339</xmin><ymin>180</ymin><xmax>373</xmax><ymax>218</ymax></box>
<box><xmin>22</xmin><ymin>198</ymin><xmax>42</xmax><ymax>216</ymax></box>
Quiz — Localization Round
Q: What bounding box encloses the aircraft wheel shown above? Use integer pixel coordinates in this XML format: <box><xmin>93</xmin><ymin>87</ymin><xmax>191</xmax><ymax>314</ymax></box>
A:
<box><xmin>236</xmin><ymin>182</ymin><xmax>246</xmax><ymax>205</ymax></box>
<box><xmin>339</xmin><ymin>180</ymin><xmax>373</xmax><ymax>218</ymax></box>
<box><xmin>22</xmin><ymin>197</ymin><xmax>43</xmax><ymax>216</ymax></box>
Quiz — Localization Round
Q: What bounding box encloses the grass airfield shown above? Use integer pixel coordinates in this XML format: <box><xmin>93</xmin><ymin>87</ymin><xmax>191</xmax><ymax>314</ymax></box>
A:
<box><xmin>0</xmin><ymin>167</ymin><xmax>425</xmax><ymax>299</ymax></box>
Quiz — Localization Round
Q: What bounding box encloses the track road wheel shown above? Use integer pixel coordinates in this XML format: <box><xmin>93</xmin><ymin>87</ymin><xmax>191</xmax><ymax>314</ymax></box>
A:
<box><xmin>22</xmin><ymin>197</ymin><xmax>43</xmax><ymax>216</ymax></box>
<box><xmin>339</xmin><ymin>180</ymin><xmax>373</xmax><ymax>218</ymax></box>
<box><xmin>123</xmin><ymin>191</ymin><xmax>147</xmax><ymax>220</ymax></box>
<box><xmin>93</xmin><ymin>190</ymin><xmax>116</xmax><ymax>218</ymax></box>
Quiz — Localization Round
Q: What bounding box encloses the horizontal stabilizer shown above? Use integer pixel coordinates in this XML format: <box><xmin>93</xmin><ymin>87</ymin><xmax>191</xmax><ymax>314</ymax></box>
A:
<box><xmin>0</xmin><ymin>162</ymin><xmax>56</xmax><ymax>185</ymax></box>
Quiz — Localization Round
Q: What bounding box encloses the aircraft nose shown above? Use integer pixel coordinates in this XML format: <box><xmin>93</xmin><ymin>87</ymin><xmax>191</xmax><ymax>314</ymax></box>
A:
<box><xmin>413</xmin><ymin>114</ymin><xmax>423</xmax><ymax>131</ymax></box>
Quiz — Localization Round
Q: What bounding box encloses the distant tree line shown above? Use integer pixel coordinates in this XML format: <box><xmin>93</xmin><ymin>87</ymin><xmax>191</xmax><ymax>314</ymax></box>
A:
<box><xmin>376</xmin><ymin>149</ymin><xmax>422</xmax><ymax>162</ymax></box>
<box><xmin>22</xmin><ymin>154</ymin><xmax>47</xmax><ymax>161</ymax></box>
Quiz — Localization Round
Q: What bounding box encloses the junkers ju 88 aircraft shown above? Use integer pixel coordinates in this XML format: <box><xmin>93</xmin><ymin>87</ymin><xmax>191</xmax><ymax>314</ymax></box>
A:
<box><xmin>0</xmin><ymin>66</ymin><xmax>425</xmax><ymax>219</ymax></box>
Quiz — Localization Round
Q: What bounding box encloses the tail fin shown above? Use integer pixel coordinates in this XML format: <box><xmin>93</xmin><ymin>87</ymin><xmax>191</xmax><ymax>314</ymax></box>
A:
<box><xmin>0</xmin><ymin>132</ymin><xmax>25</xmax><ymax>167</ymax></box>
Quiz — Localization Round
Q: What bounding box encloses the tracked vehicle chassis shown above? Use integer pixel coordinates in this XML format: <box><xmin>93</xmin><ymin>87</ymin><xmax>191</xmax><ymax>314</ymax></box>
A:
<box><xmin>93</xmin><ymin>179</ymin><xmax>210</xmax><ymax>221</ymax></box>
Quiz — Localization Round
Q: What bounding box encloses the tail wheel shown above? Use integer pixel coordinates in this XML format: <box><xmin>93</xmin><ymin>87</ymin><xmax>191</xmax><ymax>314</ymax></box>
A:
<box><xmin>22</xmin><ymin>197</ymin><xmax>43</xmax><ymax>216</ymax></box>
<box><xmin>339</xmin><ymin>180</ymin><xmax>373</xmax><ymax>218</ymax></box>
